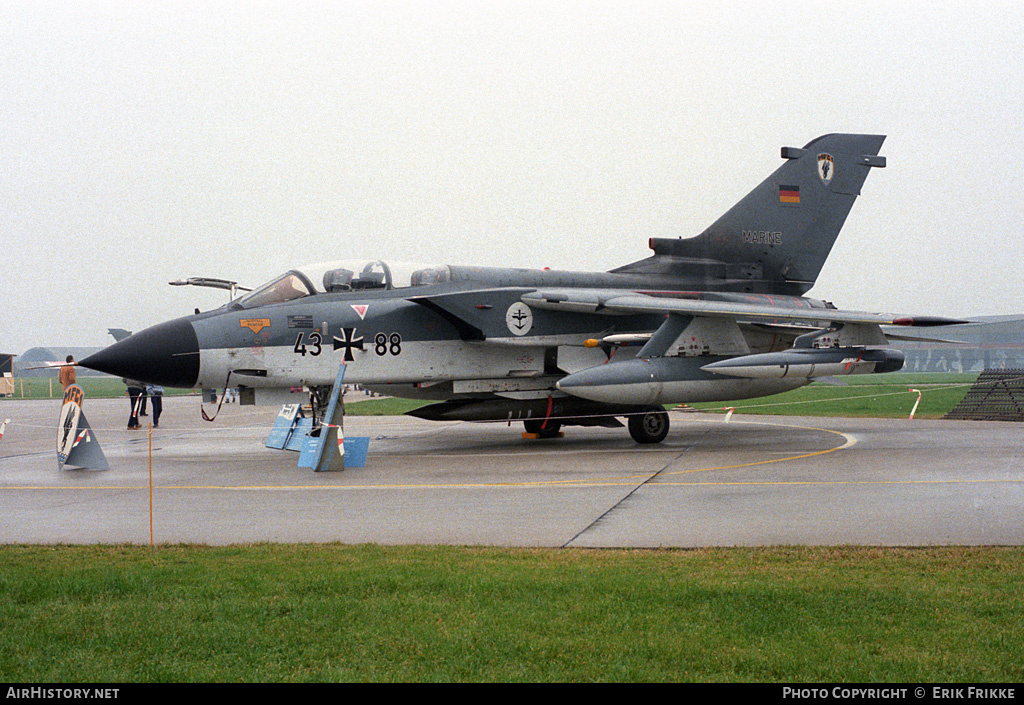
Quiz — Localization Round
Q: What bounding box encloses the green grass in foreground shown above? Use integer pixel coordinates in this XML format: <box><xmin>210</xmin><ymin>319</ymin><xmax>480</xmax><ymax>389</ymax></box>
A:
<box><xmin>347</xmin><ymin>396</ymin><xmax>434</xmax><ymax>416</ymax></box>
<box><xmin>1</xmin><ymin>545</ymin><xmax>1021</xmax><ymax>682</ymax></box>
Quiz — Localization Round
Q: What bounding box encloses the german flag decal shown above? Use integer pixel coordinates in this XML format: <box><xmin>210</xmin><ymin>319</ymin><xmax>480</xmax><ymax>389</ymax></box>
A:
<box><xmin>779</xmin><ymin>184</ymin><xmax>800</xmax><ymax>204</ymax></box>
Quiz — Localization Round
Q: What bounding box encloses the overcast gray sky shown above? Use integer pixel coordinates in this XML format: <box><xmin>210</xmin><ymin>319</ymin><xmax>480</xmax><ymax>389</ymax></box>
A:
<box><xmin>4</xmin><ymin>0</ymin><xmax>1024</xmax><ymax>355</ymax></box>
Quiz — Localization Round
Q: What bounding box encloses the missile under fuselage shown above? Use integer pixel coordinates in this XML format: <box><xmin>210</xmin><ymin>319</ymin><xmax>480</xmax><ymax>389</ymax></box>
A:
<box><xmin>700</xmin><ymin>347</ymin><xmax>905</xmax><ymax>379</ymax></box>
<box><xmin>406</xmin><ymin>396</ymin><xmax>655</xmax><ymax>426</ymax></box>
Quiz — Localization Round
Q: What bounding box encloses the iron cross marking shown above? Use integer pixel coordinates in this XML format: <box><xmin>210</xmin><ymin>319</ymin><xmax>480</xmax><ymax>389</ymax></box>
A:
<box><xmin>333</xmin><ymin>328</ymin><xmax>364</xmax><ymax>362</ymax></box>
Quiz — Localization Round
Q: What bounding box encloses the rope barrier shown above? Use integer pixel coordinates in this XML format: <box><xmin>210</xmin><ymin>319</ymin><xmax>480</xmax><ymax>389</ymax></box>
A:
<box><xmin>2</xmin><ymin>375</ymin><xmax>1021</xmax><ymax>440</ymax></box>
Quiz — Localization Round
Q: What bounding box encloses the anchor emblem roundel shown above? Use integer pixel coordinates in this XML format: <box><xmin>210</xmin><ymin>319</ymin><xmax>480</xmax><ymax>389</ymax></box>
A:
<box><xmin>505</xmin><ymin>302</ymin><xmax>533</xmax><ymax>336</ymax></box>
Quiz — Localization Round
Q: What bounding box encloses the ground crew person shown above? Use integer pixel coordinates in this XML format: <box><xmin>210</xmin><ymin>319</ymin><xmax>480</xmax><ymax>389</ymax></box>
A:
<box><xmin>59</xmin><ymin>355</ymin><xmax>76</xmax><ymax>391</ymax></box>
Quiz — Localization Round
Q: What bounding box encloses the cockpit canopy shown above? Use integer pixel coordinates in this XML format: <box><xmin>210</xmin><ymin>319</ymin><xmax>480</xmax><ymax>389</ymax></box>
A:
<box><xmin>234</xmin><ymin>260</ymin><xmax>452</xmax><ymax>309</ymax></box>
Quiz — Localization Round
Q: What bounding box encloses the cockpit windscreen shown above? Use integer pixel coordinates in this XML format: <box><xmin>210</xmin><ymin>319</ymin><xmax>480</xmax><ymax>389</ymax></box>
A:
<box><xmin>234</xmin><ymin>260</ymin><xmax>452</xmax><ymax>308</ymax></box>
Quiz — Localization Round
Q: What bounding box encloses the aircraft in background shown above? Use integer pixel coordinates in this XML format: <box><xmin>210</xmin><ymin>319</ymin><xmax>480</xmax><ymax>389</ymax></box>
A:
<box><xmin>79</xmin><ymin>134</ymin><xmax>963</xmax><ymax>444</ymax></box>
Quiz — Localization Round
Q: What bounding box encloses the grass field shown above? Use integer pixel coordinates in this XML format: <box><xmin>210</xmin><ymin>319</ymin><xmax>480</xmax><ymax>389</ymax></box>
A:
<box><xmin>341</xmin><ymin>373</ymin><xmax>978</xmax><ymax>419</ymax></box>
<box><xmin>1</xmin><ymin>545</ymin><xmax>1021</xmax><ymax>683</ymax></box>
<box><xmin>1</xmin><ymin>376</ymin><xmax>194</xmax><ymax>401</ymax></box>
<box><xmin>3</xmin><ymin>373</ymin><xmax>977</xmax><ymax>421</ymax></box>
<box><xmin>689</xmin><ymin>373</ymin><xmax>976</xmax><ymax>419</ymax></box>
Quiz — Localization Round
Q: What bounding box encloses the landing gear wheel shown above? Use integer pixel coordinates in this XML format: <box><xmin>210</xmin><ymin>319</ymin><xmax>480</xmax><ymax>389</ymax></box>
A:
<box><xmin>524</xmin><ymin>419</ymin><xmax>562</xmax><ymax>439</ymax></box>
<box><xmin>628</xmin><ymin>409</ymin><xmax>670</xmax><ymax>444</ymax></box>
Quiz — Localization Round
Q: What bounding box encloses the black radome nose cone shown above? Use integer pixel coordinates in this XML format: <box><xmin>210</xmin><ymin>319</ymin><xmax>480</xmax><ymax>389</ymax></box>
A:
<box><xmin>79</xmin><ymin>317</ymin><xmax>200</xmax><ymax>388</ymax></box>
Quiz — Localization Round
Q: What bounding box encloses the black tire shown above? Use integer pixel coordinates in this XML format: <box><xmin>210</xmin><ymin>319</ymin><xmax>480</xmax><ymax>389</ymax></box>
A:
<box><xmin>628</xmin><ymin>409</ymin><xmax>670</xmax><ymax>444</ymax></box>
<box><xmin>524</xmin><ymin>419</ymin><xmax>562</xmax><ymax>438</ymax></box>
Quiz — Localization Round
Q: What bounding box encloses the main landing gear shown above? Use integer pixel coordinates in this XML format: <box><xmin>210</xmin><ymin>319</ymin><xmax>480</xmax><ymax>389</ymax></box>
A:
<box><xmin>522</xmin><ymin>407</ymin><xmax>671</xmax><ymax>444</ymax></box>
<box><xmin>627</xmin><ymin>408</ymin><xmax>670</xmax><ymax>444</ymax></box>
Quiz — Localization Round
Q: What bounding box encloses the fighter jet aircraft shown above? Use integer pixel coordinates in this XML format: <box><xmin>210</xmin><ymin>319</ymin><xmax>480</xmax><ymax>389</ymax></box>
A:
<box><xmin>79</xmin><ymin>133</ymin><xmax>962</xmax><ymax>443</ymax></box>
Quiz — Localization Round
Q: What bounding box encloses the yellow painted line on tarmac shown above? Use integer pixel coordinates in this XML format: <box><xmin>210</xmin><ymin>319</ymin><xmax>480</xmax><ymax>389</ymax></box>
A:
<box><xmin>6</xmin><ymin>477</ymin><xmax>1022</xmax><ymax>493</ymax></box>
<box><xmin>3</xmin><ymin>480</ymin><xmax>643</xmax><ymax>491</ymax></box>
<box><xmin>661</xmin><ymin>419</ymin><xmax>857</xmax><ymax>478</ymax></box>
<box><xmin>656</xmin><ymin>478</ymin><xmax>1024</xmax><ymax>488</ymax></box>
<box><xmin>33</xmin><ymin>418</ymin><xmax>1018</xmax><ymax>492</ymax></box>
<box><xmin>150</xmin><ymin>477</ymin><xmax>1024</xmax><ymax>490</ymax></box>
<box><xmin>1</xmin><ymin>418</ymin><xmax>862</xmax><ymax>491</ymax></box>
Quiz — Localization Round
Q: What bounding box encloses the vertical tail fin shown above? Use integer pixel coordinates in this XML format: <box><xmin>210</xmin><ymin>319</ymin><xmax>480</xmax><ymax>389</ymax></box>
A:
<box><xmin>614</xmin><ymin>133</ymin><xmax>886</xmax><ymax>295</ymax></box>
